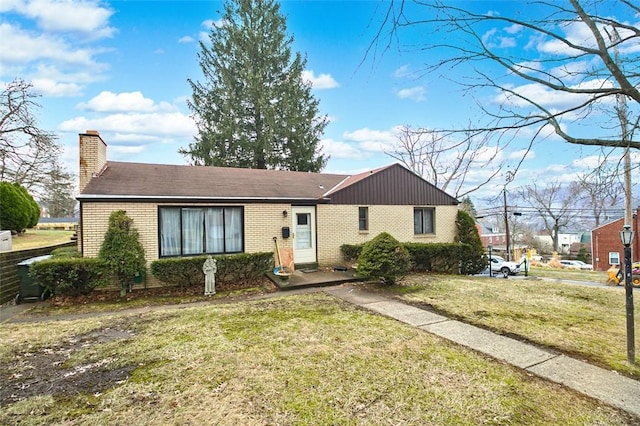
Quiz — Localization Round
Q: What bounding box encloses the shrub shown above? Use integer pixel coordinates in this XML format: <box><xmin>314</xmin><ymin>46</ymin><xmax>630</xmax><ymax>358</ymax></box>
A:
<box><xmin>356</xmin><ymin>232</ymin><xmax>411</xmax><ymax>284</ymax></box>
<box><xmin>98</xmin><ymin>210</ymin><xmax>146</xmax><ymax>297</ymax></box>
<box><xmin>405</xmin><ymin>242</ymin><xmax>465</xmax><ymax>273</ymax></box>
<box><xmin>340</xmin><ymin>244</ymin><xmax>363</xmax><ymax>263</ymax></box>
<box><xmin>151</xmin><ymin>252</ymin><xmax>273</xmax><ymax>291</ymax></box>
<box><xmin>455</xmin><ymin>210</ymin><xmax>486</xmax><ymax>275</ymax></box>
<box><xmin>0</xmin><ymin>182</ymin><xmax>39</xmax><ymax>233</ymax></box>
<box><xmin>51</xmin><ymin>246</ymin><xmax>81</xmax><ymax>258</ymax></box>
<box><xmin>30</xmin><ymin>258</ymin><xmax>105</xmax><ymax>297</ymax></box>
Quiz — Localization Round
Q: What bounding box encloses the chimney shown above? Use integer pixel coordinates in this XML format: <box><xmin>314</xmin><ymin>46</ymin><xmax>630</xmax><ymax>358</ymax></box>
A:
<box><xmin>79</xmin><ymin>130</ymin><xmax>107</xmax><ymax>193</ymax></box>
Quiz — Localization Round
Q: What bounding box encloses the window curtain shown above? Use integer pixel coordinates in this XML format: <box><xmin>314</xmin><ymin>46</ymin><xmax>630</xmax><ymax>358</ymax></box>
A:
<box><xmin>414</xmin><ymin>209</ymin><xmax>422</xmax><ymax>234</ymax></box>
<box><xmin>205</xmin><ymin>208</ymin><xmax>224</xmax><ymax>253</ymax></box>
<box><xmin>160</xmin><ymin>208</ymin><xmax>181</xmax><ymax>256</ymax></box>
<box><xmin>182</xmin><ymin>208</ymin><xmax>204</xmax><ymax>255</ymax></box>
<box><xmin>225</xmin><ymin>207</ymin><xmax>242</xmax><ymax>252</ymax></box>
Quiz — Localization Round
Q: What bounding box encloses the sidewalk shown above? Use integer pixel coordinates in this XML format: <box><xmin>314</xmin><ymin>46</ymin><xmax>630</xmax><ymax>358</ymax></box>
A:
<box><xmin>325</xmin><ymin>285</ymin><xmax>640</xmax><ymax>418</ymax></box>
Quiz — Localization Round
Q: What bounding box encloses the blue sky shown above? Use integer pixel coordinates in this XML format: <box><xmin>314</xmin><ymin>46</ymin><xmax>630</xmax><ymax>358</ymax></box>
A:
<box><xmin>1</xmin><ymin>0</ymin><xmax>638</xmax><ymax>205</ymax></box>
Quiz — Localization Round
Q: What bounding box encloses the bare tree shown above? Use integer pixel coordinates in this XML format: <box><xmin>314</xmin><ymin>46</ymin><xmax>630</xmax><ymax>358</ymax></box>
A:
<box><xmin>516</xmin><ymin>182</ymin><xmax>579</xmax><ymax>252</ymax></box>
<box><xmin>575</xmin><ymin>161</ymin><xmax>623</xmax><ymax>227</ymax></box>
<box><xmin>0</xmin><ymin>79</ymin><xmax>62</xmax><ymax>195</ymax></box>
<box><xmin>372</xmin><ymin>0</ymin><xmax>640</xmax><ymax>151</ymax></box>
<box><xmin>40</xmin><ymin>163</ymin><xmax>77</xmax><ymax>217</ymax></box>
<box><xmin>387</xmin><ymin>125</ymin><xmax>504</xmax><ymax>198</ymax></box>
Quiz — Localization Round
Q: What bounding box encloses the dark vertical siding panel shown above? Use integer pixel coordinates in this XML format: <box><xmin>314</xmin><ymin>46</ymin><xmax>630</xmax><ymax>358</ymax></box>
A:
<box><xmin>329</xmin><ymin>164</ymin><xmax>458</xmax><ymax>205</ymax></box>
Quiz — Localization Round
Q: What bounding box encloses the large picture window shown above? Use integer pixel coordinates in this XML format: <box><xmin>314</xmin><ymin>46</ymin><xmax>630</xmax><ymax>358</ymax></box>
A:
<box><xmin>159</xmin><ymin>206</ymin><xmax>243</xmax><ymax>257</ymax></box>
<box><xmin>414</xmin><ymin>207</ymin><xmax>435</xmax><ymax>235</ymax></box>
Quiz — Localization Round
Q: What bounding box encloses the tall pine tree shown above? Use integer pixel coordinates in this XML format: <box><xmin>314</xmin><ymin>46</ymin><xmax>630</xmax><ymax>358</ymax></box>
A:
<box><xmin>181</xmin><ymin>0</ymin><xmax>328</xmax><ymax>171</ymax></box>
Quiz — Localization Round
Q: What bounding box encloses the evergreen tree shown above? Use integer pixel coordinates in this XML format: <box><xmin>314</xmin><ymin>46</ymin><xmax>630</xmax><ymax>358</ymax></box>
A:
<box><xmin>0</xmin><ymin>182</ymin><xmax>39</xmax><ymax>233</ymax></box>
<box><xmin>459</xmin><ymin>196</ymin><xmax>477</xmax><ymax>218</ymax></box>
<box><xmin>455</xmin><ymin>210</ymin><xmax>486</xmax><ymax>275</ymax></box>
<box><xmin>181</xmin><ymin>0</ymin><xmax>328</xmax><ymax>171</ymax></box>
<box><xmin>99</xmin><ymin>210</ymin><xmax>146</xmax><ymax>297</ymax></box>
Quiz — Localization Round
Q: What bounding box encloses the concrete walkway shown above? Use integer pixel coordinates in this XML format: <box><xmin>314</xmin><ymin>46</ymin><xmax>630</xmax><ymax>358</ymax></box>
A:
<box><xmin>325</xmin><ymin>285</ymin><xmax>640</xmax><ymax>419</ymax></box>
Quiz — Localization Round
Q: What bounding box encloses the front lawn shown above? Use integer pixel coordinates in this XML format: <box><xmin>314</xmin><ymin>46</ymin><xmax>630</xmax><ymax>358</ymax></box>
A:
<box><xmin>9</xmin><ymin>230</ymin><xmax>75</xmax><ymax>251</ymax></box>
<box><xmin>375</xmin><ymin>274</ymin><xmax>640</xmax><ymax>378</ymax></box>
<box><xmin>0</xmin><ymin>293</ymin><xmax>635</xmax><ymax>425</ymax></box>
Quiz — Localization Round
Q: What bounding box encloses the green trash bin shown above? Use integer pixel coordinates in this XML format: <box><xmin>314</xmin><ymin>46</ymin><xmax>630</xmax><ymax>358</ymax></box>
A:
<box><xmin>15</xmin><ymin>255</ymin><xmax>52</xmax><ymax>304</ymax></box>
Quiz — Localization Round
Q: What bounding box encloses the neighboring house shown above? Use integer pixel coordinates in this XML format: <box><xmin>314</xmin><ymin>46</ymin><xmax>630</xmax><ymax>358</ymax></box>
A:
<box><xmin>533</xmin><ymin>232</ymin><xmax>582</xmax><ymax>255</ymax></box>
<box><xmin>591</xmin><ymin>207</ymin><xmax>640</xmax><ymax>271</ymax></box>
<box><xmin>477</xmin><ymin>223</ymin><xmax>507</xmax><ymax>253</ymax></box>
<box><xmin>77</xmin><ymin>131</ymin><xmax>460</xmax><ymax>285</ymax></box>
<box><xmin>36</xmin><ymin>217</ymin><xmax>78</xmax><ymax>231</ymax></box>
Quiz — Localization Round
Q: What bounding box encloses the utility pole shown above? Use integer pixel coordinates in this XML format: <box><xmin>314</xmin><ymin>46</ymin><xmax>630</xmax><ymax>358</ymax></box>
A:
<box><xmin>504</xmin><ymin>189</ymin><xmax>510</xmax><ymax>261</ymax></box>
<box><xmin>504</xmin><ymin>170</ymin><xmax>515</xmax><ymax>261</ymax></box>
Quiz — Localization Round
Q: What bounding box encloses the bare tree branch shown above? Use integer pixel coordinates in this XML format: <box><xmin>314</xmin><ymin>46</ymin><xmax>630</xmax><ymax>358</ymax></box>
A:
<box><xmin>0</xmin><ymin>79</ymin><xmax>63</xmax><ymax>196</ymax></box>
<box><xmin>371</xmin><ymin>0</ymin><xmax>640</xmax><ymax>151</ymax></box>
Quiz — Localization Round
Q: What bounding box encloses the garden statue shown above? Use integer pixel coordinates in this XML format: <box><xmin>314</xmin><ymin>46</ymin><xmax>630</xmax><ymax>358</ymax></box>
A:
<box><xmin>203</xmin><ymin>256</ymin><xmax>217</xmax><ymax>296</ymax></box>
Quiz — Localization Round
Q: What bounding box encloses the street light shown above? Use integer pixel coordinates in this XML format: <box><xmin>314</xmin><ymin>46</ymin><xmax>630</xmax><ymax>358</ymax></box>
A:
<box><xmin>620</xmin><ymin>224</ymin><xmax>635</xmax><ymax>364</ymax></box>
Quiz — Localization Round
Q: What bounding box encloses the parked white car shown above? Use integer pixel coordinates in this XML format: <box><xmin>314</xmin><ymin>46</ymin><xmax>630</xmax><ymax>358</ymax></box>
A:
<box><xmin>488</xmin><ymin>255</ymin><xmax>520</xmax><ymax>275</ymax></box>
<box><xmin>559</xmin><ymin>260</ymin><xmax>593</xmax><ymax>270</ymax></box>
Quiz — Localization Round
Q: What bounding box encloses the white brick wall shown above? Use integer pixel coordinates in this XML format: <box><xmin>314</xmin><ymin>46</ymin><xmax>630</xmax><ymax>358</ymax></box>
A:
<box><xmin>81</xmin><ymin>201</ymin><xmax>458</xmax><ymax>270</ymax></box>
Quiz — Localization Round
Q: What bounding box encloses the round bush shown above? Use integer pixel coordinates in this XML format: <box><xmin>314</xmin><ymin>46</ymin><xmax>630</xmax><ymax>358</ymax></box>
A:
<box><xmin>357</xmin><ymin>232</ymin><xmax>411</xmax><ymax>284</ymax></box>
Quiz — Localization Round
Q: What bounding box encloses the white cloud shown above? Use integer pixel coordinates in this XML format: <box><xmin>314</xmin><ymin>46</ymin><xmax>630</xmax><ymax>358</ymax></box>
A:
<box><xmin>0</xmin><ymin>11</ymin><xmax>110</xmax><ymax>95</ymax></box>
<box><xmin>508</xmin><ymin>149</ymin><xmax>535</xmax><ymax>160</ymax></box>
<box><xmin>493</xmin><ymin>78</ymin><xmax>614</xmax><ymax>109</ymax></box>
<box><xmin>77</xmin><ymin>91</ymin><xmax>178</xmax><ymax>113</ymax></box>
<box><xmin>343</xmin><ymin>127</ymin><xmax>398</xmax><ymax>153</ymax></box>
<box><xmin>59</xmin><ymin>112</ymin><xmax>196</xmax><ymax>138</ymax></box>
<box><xmin>499</xmin><ymin>37</ymin><xmax>516</xmax><ymax>48</ymax></box>
<box><xmin>302</xmin><ymin>70</ymin><xmax>339</xmax><ymax>89</ymax></box>
<box><xmin>393</xmin><ymin>65</ymin><xmax>412</xmax><ymax>78</ymax></box>
<box><xmin>32</xmin><ymin>78</ymin><xmax>83</xmax><ymax>97</ymax></box>
<box><xmin>178</xmin><ymin>35</ymin><xmax>195</xmax><ymax>43</ymax></box>
<box><xmin>504</xmin><ymin>23</ymin><xmax>522</xmax><ymax>34</ymax></box>
<box><xmin>6</xmin><ymin>0</ymin><xmax>115</xmax><ymax>39</ymax></box>
<box><xmin>320</xmin><ymin>138</ymin><xmax>364</xmax><ymax>159</ymax></box>
<box><xmin>395</xmin><ymin>86</ymin><xmax>426</xmax><ymax>101</ymax></box>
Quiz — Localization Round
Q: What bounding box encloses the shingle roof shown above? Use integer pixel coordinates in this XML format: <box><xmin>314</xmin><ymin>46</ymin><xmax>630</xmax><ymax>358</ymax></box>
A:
<box><xmin>77</xmin><ymin>161</ymin><xmax>458</xmax><ymax>206</ymax></box>
<box><xmin>78</xmin><ymin>161</ymin><xmax>349</xmax><ymax>201</ymax></box>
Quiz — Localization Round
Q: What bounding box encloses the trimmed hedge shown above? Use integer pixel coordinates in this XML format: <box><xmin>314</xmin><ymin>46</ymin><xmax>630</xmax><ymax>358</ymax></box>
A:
<box><xmin>29</xmin><ymin>258</ymin><xmax>106</xmax><ymax>297</ymax></box>
<box><xmin>150</xmin><ymin>252</ymin><xmax>273</xmax><ymax>291</ymax></box>
<box><xmin>50</xmin><ymin>246</ymin><xmax>82</xmax><ymax>258</ymax></box>
<box><xmin>342</xmin><ymin>241</ymin><xmax>480</xmax><ymax>275</ymax></box>
<box><xmin>340</xmin><ymin>244</ymin><xmax>363</xmax><ymax>263</ymax></box>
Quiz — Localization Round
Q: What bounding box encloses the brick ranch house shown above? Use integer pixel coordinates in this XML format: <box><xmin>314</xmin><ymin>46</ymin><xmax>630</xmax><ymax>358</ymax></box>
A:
<box><xmin>77</xmin><ymin>131</ymin><xmax>460</xmax><ymax>285</ymax></box>
<box><xmin>591</xmin><ymin>207</ymin><xmax>640</xmax><ymax>271</ymax></box>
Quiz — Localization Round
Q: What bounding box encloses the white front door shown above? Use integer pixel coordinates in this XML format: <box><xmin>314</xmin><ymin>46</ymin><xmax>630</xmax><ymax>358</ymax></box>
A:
<box><xmin>292</xmin><ymin>206</ymin><xmax>316</xmax><ymax>264</ymax></box>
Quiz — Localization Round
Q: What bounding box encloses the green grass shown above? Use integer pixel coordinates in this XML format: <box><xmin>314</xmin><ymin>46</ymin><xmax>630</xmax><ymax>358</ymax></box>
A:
<box><xmin>375</xmin><ymin>274</ymin><xmax>640</xmax><ymax>378</ymax></box>
<box><xmin>10</xmin><ymin>229</ymin><xmax>75</xmax><ymax>251</ymax></box>
<box><xmin>0</xmin><ymin>293</ymin><xmax>635</xmax><ymax>425</ymax></box>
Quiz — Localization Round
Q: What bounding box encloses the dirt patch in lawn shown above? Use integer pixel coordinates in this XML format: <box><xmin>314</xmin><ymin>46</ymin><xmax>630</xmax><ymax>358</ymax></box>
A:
<box><xmin>0</xmin><ymin>322</ymin><xmax>137</xmax><ymax>406</ymax></box>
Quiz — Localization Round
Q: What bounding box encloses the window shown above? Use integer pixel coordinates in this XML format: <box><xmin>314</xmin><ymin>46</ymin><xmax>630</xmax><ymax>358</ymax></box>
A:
<box><xmin>609</xmin><ymin>251</ymin><xmax>621</xmax><ymax>265</ymax></box>
<box><xmin>159</xmin><ymin>206</ymin><xmax>243</xmax><ymax>257</ymax></box>
<box><xmin>359</xmin><ymin>207</ymin><xmax>368</xmax><ymax>231</ymax></box>
<box><xmin>414</xmin><ymin>207</ymin><xmax>434</xmax><ymax>234</ymax></box>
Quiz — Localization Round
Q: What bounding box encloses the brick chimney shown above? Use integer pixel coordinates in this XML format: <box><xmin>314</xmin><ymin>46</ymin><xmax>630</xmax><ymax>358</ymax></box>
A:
<box><xmin>79</xmin><ymin>130</ymin><xmax>107</xmax><ymax>193</ymax></box>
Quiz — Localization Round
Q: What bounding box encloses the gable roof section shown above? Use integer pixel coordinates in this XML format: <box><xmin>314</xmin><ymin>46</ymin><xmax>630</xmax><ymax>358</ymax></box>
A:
<box><xmin>78</xmin><ymin>161</ymin><xmax>458</xmax><ymax>205</ymax></box>
<box><xmin>325</xmin><ymin>163</ymin><xmax>459</xmax><ymax>205</ymax></box>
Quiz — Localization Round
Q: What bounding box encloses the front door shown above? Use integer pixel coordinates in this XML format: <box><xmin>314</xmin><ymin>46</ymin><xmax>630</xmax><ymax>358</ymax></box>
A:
<box><xmin>292</xmin><ymin>206</ymin><xmax>316</xmax><ymax>264</ymax></box>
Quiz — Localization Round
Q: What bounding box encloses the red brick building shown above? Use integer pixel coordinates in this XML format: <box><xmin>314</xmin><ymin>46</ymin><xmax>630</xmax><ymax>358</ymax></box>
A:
<box><xmin>591</xmin><ymin>207</ymin><xmax>640</xmax><ymax>271</ymax></box>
